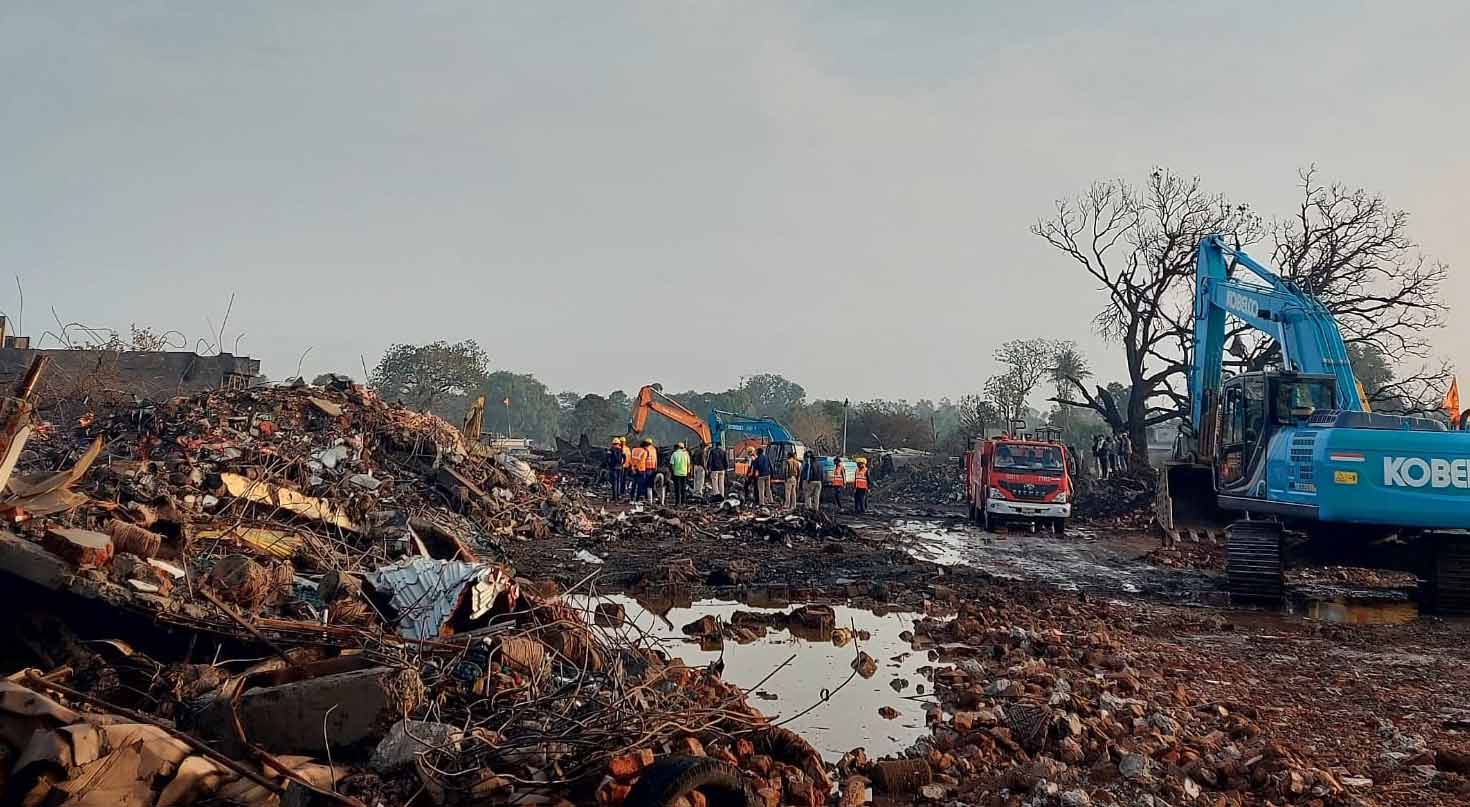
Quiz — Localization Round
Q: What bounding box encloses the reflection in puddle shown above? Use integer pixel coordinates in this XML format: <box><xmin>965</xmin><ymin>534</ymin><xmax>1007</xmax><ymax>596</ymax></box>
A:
<box><xmin>887</xmin><ymin>519</ymin><xmax>1215</xmax><ymax>601</ymax></box>
<box><xmin>570</xmin><ymin>596</ymin><xmax>930</xmax><ymax>759</ymax></box>
<box><xmin>891</xmin><ymin>520</ymin><xmax>968</xmax><ymax>566</ymax></box>
<box><xmin>1305</xmin><ymin>598</ymin><xmax>1418</xmax><ymax>625</ymax></box>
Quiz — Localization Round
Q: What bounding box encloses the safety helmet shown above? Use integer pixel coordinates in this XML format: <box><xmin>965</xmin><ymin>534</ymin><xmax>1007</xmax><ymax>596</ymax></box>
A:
<box><xmin>676</xmin><ymin>442</ymin><xmax>685</xmax><ymax>448</ymax></box>
<box><xmin>857</xmin><ymin>457</ymin><xmax>868</xmax><ymax>465</ymax></box>
<box><xmin>643</xmin><ymin>438</ymin><xmax>653</xmax><ymax>446</ymax></box>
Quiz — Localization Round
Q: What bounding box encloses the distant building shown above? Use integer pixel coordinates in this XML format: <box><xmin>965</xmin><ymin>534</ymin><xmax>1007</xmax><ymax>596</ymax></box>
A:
<box><xmin>0</xmin><ymin>318</ymin><xmax>259</xmax><ymax>402</ymax></box>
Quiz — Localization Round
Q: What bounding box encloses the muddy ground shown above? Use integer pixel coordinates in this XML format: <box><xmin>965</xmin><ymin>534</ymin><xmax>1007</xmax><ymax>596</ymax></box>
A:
<box><xmin>502</xmin><ymin>482</ymin><xmax>1470</xmax><ymax>806</ymax></box>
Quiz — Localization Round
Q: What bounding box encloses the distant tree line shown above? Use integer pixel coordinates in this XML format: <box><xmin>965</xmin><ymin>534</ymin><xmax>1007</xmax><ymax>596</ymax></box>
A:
<box><xmin>356</xmin><ymin>339</ymin><xmax>1125</xmax><ymax>457</ymax></box>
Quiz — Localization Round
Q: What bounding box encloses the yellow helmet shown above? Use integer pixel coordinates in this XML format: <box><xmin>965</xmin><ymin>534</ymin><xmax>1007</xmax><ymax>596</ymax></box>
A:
<box><xmin>857</xmin><ymin>457</ymin><xmax>868</xmax><ymax>465</ymax></box>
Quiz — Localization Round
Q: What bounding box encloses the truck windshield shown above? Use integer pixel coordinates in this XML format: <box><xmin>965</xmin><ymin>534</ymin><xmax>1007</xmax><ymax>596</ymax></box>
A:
<box><xmin>992</xmin><ymin>444</ymin><xmax>1064</xmax><ymax>474</ymax></box>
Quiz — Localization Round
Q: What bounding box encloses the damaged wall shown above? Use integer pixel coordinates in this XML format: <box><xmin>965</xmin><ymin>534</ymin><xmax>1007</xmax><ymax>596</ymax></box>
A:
<box><xmin>0</xmin><ymin>348</ymin><xmax>260</xmax><ymax>402</ymax></box>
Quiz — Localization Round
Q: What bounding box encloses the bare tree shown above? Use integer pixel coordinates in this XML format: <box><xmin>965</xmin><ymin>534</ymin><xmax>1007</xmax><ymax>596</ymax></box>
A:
<box><xmin>993</xmin><ymin>338</ymin><xmax>1058</xmax><ymax>413</ymax></box>
<box><xmin>1255</xmin><ymin>167</ymin><xmax>1451</xmax><ymax>413</ymax></box>
<box><xmin>1034</xmin><ymin>168</ymin><xmax>1262</xmax><ymax>464</ymax></box>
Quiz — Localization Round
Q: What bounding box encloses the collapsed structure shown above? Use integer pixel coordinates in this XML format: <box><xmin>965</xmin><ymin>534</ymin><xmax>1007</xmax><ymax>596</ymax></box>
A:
<box><xmin>0</xmin><ymin>371</ymin><xmax>829</xmax><ymax>806</ymax></box>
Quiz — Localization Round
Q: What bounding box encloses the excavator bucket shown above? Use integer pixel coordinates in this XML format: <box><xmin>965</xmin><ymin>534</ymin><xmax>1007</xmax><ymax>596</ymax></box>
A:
<box><xmin>1157</xmin><ymin>462</ymin><xmax>1226</xmax><ymax>535</ymax></box>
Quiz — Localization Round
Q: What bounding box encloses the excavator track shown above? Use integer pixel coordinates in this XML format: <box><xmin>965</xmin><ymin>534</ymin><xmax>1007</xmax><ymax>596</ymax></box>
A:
<box><xmin>1226</xmin><ymin>521</ymin><xmax>1284</xmax><ymax>604</ymax></box>
<box><xmin>1428</xmin><ymin>535</ymin><xmax>1470</xmax><ymax>615</ymax></box>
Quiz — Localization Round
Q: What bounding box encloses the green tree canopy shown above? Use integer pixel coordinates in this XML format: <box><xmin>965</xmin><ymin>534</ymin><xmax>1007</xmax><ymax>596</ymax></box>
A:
<box><xmin>369</xmin><ymin>340</ymin><xmax>489</xmax><ymax>412</ymax></box>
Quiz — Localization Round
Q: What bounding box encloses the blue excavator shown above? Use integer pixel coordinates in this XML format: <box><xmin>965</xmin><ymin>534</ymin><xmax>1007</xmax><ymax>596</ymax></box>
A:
<box><xmin>1162</xmin><ymin>236</ymin><xmax>1470</xmax><ymax>609</ymax></box>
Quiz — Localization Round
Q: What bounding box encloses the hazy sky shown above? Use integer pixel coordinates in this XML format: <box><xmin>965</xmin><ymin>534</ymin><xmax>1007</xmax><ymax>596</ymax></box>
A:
<box><xmin>3</xmin><ymin>2</ymin><xmax>1466</xmax><ymax>402</ymax></box>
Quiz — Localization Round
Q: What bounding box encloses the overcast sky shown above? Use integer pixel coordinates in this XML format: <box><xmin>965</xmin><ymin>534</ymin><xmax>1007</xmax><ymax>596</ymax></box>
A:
<box><xmin>3</xmin><ymin>1</ymin><xmax>1466</xmax><ymax>403</ymax></box>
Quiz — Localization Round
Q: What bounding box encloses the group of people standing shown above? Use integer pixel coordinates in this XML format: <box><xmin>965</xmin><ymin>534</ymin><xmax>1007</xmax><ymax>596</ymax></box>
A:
<box><xmin>606</xmin><ymin>436</ymin><xmax>729</xmax><ymax>506</ymax></box>
<box><xmin>1090</xmin><ymin>432</ymin><xmax>1134</xmax><ymax>478</ymax></box>
<box><xmin>604</xmin><ymin>436</ymin><xmax>872</xmax><ymax>513</ymax></box>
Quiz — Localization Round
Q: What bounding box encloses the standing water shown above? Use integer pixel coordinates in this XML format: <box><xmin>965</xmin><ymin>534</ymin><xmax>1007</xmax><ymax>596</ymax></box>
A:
<box><xmin>571</xmin><ymin>596</ymin><xmax>932</xmax><ymax>759</ymax></box>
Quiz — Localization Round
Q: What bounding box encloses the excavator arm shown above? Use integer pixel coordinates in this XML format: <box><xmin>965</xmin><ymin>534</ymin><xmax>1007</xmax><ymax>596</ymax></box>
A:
<box><xmin>1189</xmin><ymin>235</ymin><xmax>1363</xmax><ymax>431</ymax></box>
<box><xmin>707</xmin><ymin>410</ymin><xmax>797</xmax><ymax>446</ymax></box>
<box><xmin>628</xmin><ymin>386</ymin><xmax>713</xmax><ymax>444</ymax></box>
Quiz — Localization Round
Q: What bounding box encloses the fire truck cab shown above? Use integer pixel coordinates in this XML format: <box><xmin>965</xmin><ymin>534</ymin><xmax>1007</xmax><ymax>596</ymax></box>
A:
<box><xmin>966</xmin><ymin>435</ymin><xmax>1074</xmax><ymax>534</ymax></box>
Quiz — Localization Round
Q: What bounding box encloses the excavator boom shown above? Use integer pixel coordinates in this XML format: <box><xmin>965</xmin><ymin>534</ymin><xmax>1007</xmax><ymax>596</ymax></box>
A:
<box><xmin>628</xmin><ymin>386</ymin><xmax>712</xmax><ymax>444</ymax></box>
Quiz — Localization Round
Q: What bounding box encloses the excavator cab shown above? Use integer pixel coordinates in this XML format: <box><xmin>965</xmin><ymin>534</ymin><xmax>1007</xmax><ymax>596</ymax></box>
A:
<box><xmin>1159</xmin><ymin>371</ymin><xmax>1336</xmax><ymax>532</ymax></box>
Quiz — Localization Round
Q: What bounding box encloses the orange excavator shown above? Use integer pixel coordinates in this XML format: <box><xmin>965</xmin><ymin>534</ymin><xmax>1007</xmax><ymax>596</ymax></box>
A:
<box><xmin>627</xmin><ymin>385</ymin><xmax>713</xmax><ymax>450</ymax></box>
<box><xmin>628</xmin><ymin>385</ymin><xmax>805</xmax><ymax>479</ymax></box>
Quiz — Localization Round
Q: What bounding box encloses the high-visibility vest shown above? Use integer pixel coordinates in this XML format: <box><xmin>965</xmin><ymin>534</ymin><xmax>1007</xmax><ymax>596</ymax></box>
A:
<box><xmin>630</xmin><ymin>447</ymin><xmax>650</xmax><ymax>472</ymax></box>
<box><xmin>854</xmin><ymin>467</ymin><xmax>869</xmax><ymax>490</ymax></box>
<box><xmin>831</xmin><ymin>463</ymin><xmax>846</xmax><ymax>487</ymax></box>
<box><xmin>621</xmin><ymin>445</ymin><xmax>632</xmax><ymax>468</ymax></box>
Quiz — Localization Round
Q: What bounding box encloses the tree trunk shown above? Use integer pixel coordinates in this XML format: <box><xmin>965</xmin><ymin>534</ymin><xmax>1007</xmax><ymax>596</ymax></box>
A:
<box><xmin>1126</xmin><ymin>386</ymin><xmax>1150</xmax><ymax>471</ymax></box>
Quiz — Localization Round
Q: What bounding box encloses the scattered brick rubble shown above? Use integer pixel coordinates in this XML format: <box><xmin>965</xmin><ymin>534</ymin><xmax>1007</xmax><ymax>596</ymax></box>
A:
<box><xmin>0</xmin><ymin>379</ymin><xmax>830</xmax><ymax>806</ymax></box>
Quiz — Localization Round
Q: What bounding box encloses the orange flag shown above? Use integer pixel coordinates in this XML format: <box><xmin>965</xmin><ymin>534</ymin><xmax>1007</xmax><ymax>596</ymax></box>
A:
<box><xmin>1444</xmin><ymin>378</ymin><xmax>1461</xmax><ymax>418</ymax></box>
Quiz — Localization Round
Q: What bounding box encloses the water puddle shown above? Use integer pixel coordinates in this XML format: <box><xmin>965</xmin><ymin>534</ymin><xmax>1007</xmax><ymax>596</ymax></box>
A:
<box><xmin>570</xmin><ymin>595</ymin><xmax>930</xmax><ymax>759</ymax></box>
<box><xmin>891</xmin><ymin>520</ymin><xmax>968</xmax><ymax>566</ymax></box>
<box><xmin>1303</xmin><ymin>598</ymin><xmax>1419</xmax><ymax>625</ymax></box>
<box><xmin>887</xmin><ymin>518</ymin><xmax>1213</xmax><ymax>600</ymax></box>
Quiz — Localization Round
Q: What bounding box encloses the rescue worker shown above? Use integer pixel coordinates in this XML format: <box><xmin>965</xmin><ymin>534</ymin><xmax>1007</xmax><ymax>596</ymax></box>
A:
<box><xmin>620</xmin><ymin>437</ymin><xmax>633</xmax><ymax>496</ymax></box>
<box><xmin>670</xmin><ymin>442</ymin><xmax>691</xmax><ymax>505</ymax></box>
<box><xmin>651</xmin><ymin>467</ymin><xmax>668</xmax><ymax>505</ymax></box>
<box><xmin>630</xmin><ymin>438</ymin><xmax>653</xmax><ymax>501</ymax></box>
<box><xmin>1116</xmin><ymin>432</ymin><xmax>1133</xmax><ymax>472</ymax></box>
<box><xmin>801</xmin><ymin>452</ymin><xmax>823</xmax><ymax>511</ymax></box>
<box><xmin>753</xmin><ymin>447</ymin><xmax>773</xmax><ymax>506</ymax></box>
<box><xmin>829</xmin><ymin>456</ymin><xmax>847</xmax><ymax>512</ymax></box>
<box><xmin>643</xmin><ymin>438</ymin><xmax>659</xmax><ymax>502</ymax></box>
<box><xmin>690</xmin><ymin>442</ymin><xmax>707</xmax><ymax>500</ymax></box>
<box><xmin>783</xmin><ymin>450</ymin><xmax>802</xmax><ymax>510</ymax></box>
<box><xmin>853</xmin><ymin>456</ymin><xmax>871</xmax><ymax>514</ymax></box>
<box><xmin>707</xmin><ymin>441</ymin><xmax>728</xmax><ymax>498</ymax></box>
<box><xmin>606</xmin><ymin>437</ymin><xmax>625</xmax><ymax>500</ymax></box>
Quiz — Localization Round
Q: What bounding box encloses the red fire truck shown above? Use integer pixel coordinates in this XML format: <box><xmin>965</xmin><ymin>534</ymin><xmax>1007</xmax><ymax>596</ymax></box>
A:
<box><xmin>965</xmin><ymin>434</ymin><xmax>1074</xmax><ymax>534</ymax></box>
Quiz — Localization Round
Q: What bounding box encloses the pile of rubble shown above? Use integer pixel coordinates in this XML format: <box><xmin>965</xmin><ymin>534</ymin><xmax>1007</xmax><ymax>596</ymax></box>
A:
<box><xmin>1</xmin><ymin>593</ymin><xmax>819</xmax><ymax>807</ymax></box>
<box><xmin>1071</xmin><ymin>472</ymin><xmax>1156</xmax><ymax>525</ymax></box>
<box><xmin>875</xmin><ymin>460</ymin><xmax>964</xmax><ymax>507</ymax></box>
<box><xmin>0</xmin><ymin>374</ymin><xmax>838</xmax><ymax>806</ymax></box>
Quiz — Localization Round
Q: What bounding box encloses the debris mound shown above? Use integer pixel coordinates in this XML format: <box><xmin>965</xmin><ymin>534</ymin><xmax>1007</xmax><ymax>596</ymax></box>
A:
<box><xmin>1071</xmin><ymin>470</ymin><xmax>1156</xmax><ymax>524</ymax></box>
<box><xmin>875</xmin><ymin>459</ymin><xmax>964</xmax><ymax>506</ymax></box>
<box><xmin>0</xmin><ymin>378</ymin><xmax>828</xmax><ymax>806</ymax></box>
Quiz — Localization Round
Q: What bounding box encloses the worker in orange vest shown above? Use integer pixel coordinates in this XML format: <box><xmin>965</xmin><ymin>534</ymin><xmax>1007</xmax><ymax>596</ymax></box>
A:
<box><xmin>829</xmin><ymin>457</ymin><xmax>847</xmax><ymax>513</ymax></box>
<box><xmin>620</xmin><ymin>438</ymin><xmax>633</xmax><ymax>497</ymax></box>
<box><xmin>629</xmin><ymin>439</ymin><xmax>652</xmax><ymax>501</ymax></box>
<box><xmin>853</xmin><ymin>457</ymin><xmax>871</xmax><ymax>514</ymax></box>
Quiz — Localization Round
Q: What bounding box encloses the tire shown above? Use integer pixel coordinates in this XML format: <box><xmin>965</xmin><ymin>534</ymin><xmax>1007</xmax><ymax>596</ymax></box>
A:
<box><xmin>625</xmin><ymin>756</ymin><xmax>761</xmax><ymax>807</ymax></box>
<box><xmin>1053</xmin><ymin>518</ymin><xmax>1068</xmax><ymax>536</ymax></box>
<box><xmin>982</xmin><ymin>507</ymin><xmax>999</xmax><ymax>533</ymax></box>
